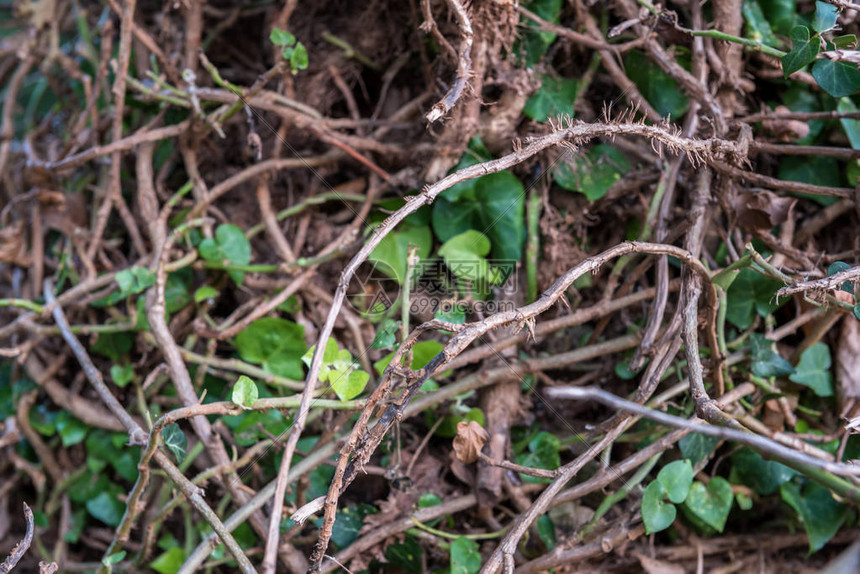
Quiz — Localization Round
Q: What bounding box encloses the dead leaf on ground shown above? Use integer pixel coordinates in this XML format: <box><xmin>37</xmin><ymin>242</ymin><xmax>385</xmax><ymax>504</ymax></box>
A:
<box><xmin>635</xmin><ymin>553</ymin><xmax>686</xmax><ymax>574</ymax></box>
<box><xmin>730</xmin><ymin>189</ymin><xmax>795</xmax><ymax>233</ymax></box>
<box><xmin>761</xmin><ymin>105</ymin><xmax>811</xmax><ymax>141</ymax></box>
<box><xmin>837</xmin><ymin>318</ymin><xmax>860</xmax><ymax>423</ymax></box>
<box><xmin>0</xmin><ymin>220</ymin><xmax>31</xmax><ymax>266</ymax></box>
<box><xmin>453</xmin><ymin>420</ymin><xmax>489</xmax><ymax>463</ymax></box>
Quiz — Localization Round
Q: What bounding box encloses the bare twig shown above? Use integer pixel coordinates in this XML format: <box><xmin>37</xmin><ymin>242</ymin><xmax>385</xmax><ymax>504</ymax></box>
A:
<box><xmin>0</xmin><ymin>503</ymin><xmax>34</xmax><ymax>573</ymax></box>
<box><xmin>545</xmin><ymin>386</ymin><xmax>860</xmax><ymax>479</ymax></box>
<box><xmin>777</xmin><ymin>264</ymin><xmax>860</xmax><ymax>297</ymax></box>
<box><xmin>425</xmin><ymin>0</ymin><xmax>474</xmax><ymax>122</ymax></box>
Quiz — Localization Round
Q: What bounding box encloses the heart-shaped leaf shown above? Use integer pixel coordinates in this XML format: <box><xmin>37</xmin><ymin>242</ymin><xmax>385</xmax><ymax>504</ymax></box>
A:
<box><xmin>642</xmin><ymin>480</ymin><xmax>677</xmax><ymax>534</ymax></box>
<box><xmin>657</xmin><ymin>459</ymin><xmax>693</xmax><ymax>504</ymax></box>
<box><xmin>232</xmin><ymin>375</ymin><xmax>258</xmax><ymax>408</ymax></box>
<box><xmin>782</xmin><ymin>26</ymin><xmax>820</xmax><ymax>78</ymax></box>
<box><xmin>789</xmin><ymin>342</ymin><xmax>834</xmax><ymax>397</ymax></box>
<box><xmin>683</xmin><ymin>478</ymin><xmax>733</xmax><ymax>533</ymax></box>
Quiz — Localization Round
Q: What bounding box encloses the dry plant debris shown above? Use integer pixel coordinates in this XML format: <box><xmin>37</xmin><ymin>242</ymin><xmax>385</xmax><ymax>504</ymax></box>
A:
<box><xmin>2</xmin><ymin>1</ymin><xmax>860</xmax><ymax>573</ymax></box>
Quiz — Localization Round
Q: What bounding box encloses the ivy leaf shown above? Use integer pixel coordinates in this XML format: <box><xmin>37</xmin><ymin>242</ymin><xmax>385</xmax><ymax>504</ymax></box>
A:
<box><xmin>656</xmin><ymin>459</ymin><xmax>693</xmax><ymax>504</ymax></box>
<box><xmin>642</xmin><ymin>480</ymin><xmax>676</xmax><ymax>534</ymax></box>
<box><xmin>161</xmin><ymin>423</ymin><xmax>187</xmax><ymax>464</ymax></box>
<box><xmin>742</xmin><ymin>0</ymin><xmax>780</xmax><ymax>47</ymax></box>
<box><xmin>371</xmin><ymin>318</ymin><xmax>399</xmax><ymax>349</ymax></box>
<box><xmin>236</xmin><ymin>318</ymin><xmax>307</xmax><ymax>379</ymax></box>
<box><xmin>812</xmin><ymin>59</ymin><xmax>860</xmax><ymax>98</ymax></box>
<box><xmin>56</xmin><ymin>411</ymin><xmax>88</xmax><ymax>447</ymax></box>
<box><xmin>827</xmin><ymin>261</ymin><xmax>853</xmax><ymax>293</ymax></box>
<box><xmin>553</xmin><ymin>144</ymin><xmax>629</xmax><ymax>201</ymax></box>
<box><xmin>193</xmin><ymin>285</ymin><xmax>218</xmax><ymax>303</ymax></box>
<box><xmin>437</xmin><ymin>230</ymin><xmax>493</xmax><ymax>284</ymax></box>
<box><xmin>523</xmin><ymin>74</ymin><xmax>578</xmax><ymax>122</ymax></box>
<box><xmin>110</xmin><ymin>364</ymin><xmax>134</xmax><ymax>387</ymax></box>
<box><xmin>750</xmin><ymin>333</ymin><xmax>795</xmax><ymax>378</ymax></box>
<box><xmin>731</xmin><ymin>448</ymin><xmax>796</xmax><ymax>495</ymax></box>
<box><xmin>516</xmin><ymin>431</ymin><xmax>560</xmax><ymax>484</ymax></box>
<box><xmin>330</xmin><ymin>368</ymin><xmax>369</xmax><ymax>401</ymax></box>
<box><xmin>625</xmin><ymin>49</ymin><xmax>689</xmax><ymax>118</ymax></box>
<box><xmin>682</xmin><ymin>478</ymin><xmax>733</xmax><ymax>533</ymax></box>
<box><xmin>781</xmin><ymin>481</ymin><xmax>847</xmax><ymax>552</ymax></box>
<box><xmin>782</xmin><ymin>26</ymin><xmax>819</xmax><ymax>77</ymax></box>
<box><xmin>86</xmin><ymin>488</ymin><xmax>125</xmax><ymax>527</ymax></box>
<box><xmin>725</xmin><ymin>268</ymin><xmax>788</xmax><ymax>329</ymax></box>
<box><xmin>232</xmin><ymin>375</ymin><xmax>259</xmax><ymax>408</ymax></box>
<box><xmin>150</xmin><ymin>547</ymin><xmax>186</xmax><ymax>574</ymax></box>
<box><xmin>812</xmin><ymin>1</ymin><xmax>839</xmax><ymax>33</ymax></box>
<box><xmin>367</xmin><ymin>225</ymin><xmax>432</xmax><ymax>284</ymax></box>
<box><xmin>432</xmin><ymin>170</ymin><xmax>526</xmax><ymax>262</ymax></box>
<box><xmin>199</xmin><ymin>224</ymin><xmax>252</xmax><ymax>285</ymax></box>
<box><xmin>679</xmin><ymin>434</ymin><xmax>720</xmax><ymax>465</ymax></box>
<box><xmin>759</xmin><ymin>0</ymin><xmax>798</xmax><ymax>35</ymax></box>
<box><xmin>269</xmin><ymin>27</ymin><xmax>296</xmax><ymax>47</ymax></box>
<box><xmin>450</xmin><ymin>537</ymin><xmax>482</xmax><ymax>574</ymax></box>
<box><xmin>290</xmin><ymin>43</ymin><xmax>309</xmax><ymax>73</ymax></box>
<box><xmin>789</xmin><ymin>343</ymin><xmax>834</xmax><ymax>397</ymax></box>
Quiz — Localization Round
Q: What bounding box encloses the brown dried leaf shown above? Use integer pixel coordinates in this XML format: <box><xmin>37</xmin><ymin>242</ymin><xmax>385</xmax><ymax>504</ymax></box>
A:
<box><xmin>453</xmin><ymin>420</ymin><xmax>489</xmax><ymax>464</ymax></box>
<box><xmin>635</xmin><ymin>553</ymin><xmax>686</xmax><ymax>574</ymax></box>
<box><xmin>731</xmin><ymin>189</ymin><xmax>795</xmax><ymax>233</ymax></box>
<box><xmin>0</xmin><ymin>220</ymin><xmax>31</xmax><ymax>266</ymax></box>
<box><xmin>762</xmin><ymin>106</ymin><xmax>810</xmax><ymax>141</ymax></box>
<box><xmin>837</xmin><ymin>318</ymin><xmax>860</xmax><ymax>421</ymax></box>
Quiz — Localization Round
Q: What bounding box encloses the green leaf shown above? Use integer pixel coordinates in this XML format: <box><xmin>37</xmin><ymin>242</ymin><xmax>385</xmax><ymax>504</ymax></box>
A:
<box><xmin>56</xmin><ymin>411</ymin><xmax>88</xmax><ymax>447</ymax></box>
<box><xmin>759</xmin><ymin>0</ymin><xmax>797</xmax><ymax>35</ymax></box>
<box><xmin>110</xmin><ymin>364</ymin><xmax>134</xmax><ymax>387</ymax></box>
<box><xmin>523</xmin><ymin>74</ymin><xmax>578</xmax><ymax>122</ymax></box>
<box><xmin>750</xmin><ymin>333</ymin><xmax>795</xmax><ymax>378</ymax></box>
<box><xmin>854</xmin><ymin>303</ymin><xmax>860</xmax><ymax>320</ymax></box>
<box><xmin>782</xmin><ymin>26</ymin><xmax>819</xmax><ymax>77</ymax></box>
<box><xmin>731</xmin><ymin>448</ymin><xmax>796</xmax><ymax>495</ymax></box>
<box><xmin>331</xmin><ymin>368</ymin><xmax>369</xmax><ymax>401</ymax></box>
<box><xmin>193</xmin><ymin>285</ymin><xmax>218</xmax><ymax>303</ymax></box>
<box><xmin>438</xmin><ymin>230</ymin><xmax>492</xmax><ymax>283</ymax></box>
<box><xmin>302</xmin><ymin>338</ymin><xmax>340</xmax><ymax>370</ymax></box>
<box><xmin>656</xmin><ymin>460</ymin><xmax>693</xmax><ymax>504</ymax></box>
<box><xmin>778</xmin><ymin>155</ymin><xmax>842</xmax><ymax>206</ymax></box>
<box><xmin>642</xmin><ymin>480</ymin><xmax>677</xmax><ymax>534</ymax></box>
<box><xmin>812</xmin><ymin>1</ymin><xmax>839</xmax><ymax>32</ymax></box>
<box><xmin>834</xmin><ymin>34</ymin><xmax>858</xmax><ymax>49</ymax></box>
<box><xmin>150</xmin><ymin>547</ymin><xmax>186</xmax><ymax>574</ymax></box>
<box><xmin>161</xmin><ymin>423</ymin><xmax>187</xmax><ymax>464</ymax></box>
<box><xmin>199</xmin><ymin>224</ymin><xmax>252</xmax><ymax>285</ymax></box>
<box><xmin>743</xmin><ymin>0</ymin><xmax>780</xmax><ymax>47</ymax></box>
<box><xmin>781</xmin><ymin>481</ymin><xmax>847</xmax><ymax>552</ymax></box>
<box><xmin>450</xmin><ymin>536</ymin><xmax>482</xmax><ymax>574</ymax></box>
<box><xmin>537</xmin><ymin>515</ymin><xmax>556</xmax><ymax>550</ymax></box>
<box><xmin>789</xmin><ymin>343</ymin><xmax>834</xmax><ymax>396</ymax></box>
<box><xmin>725</xmin><ymin>268</ymin><xmax>788</xmax><ymax>329</ymax></box>
<box><xmin>812</xmin><ymin>59</ymin><xmax>860</xmax><ymax>98</ymax></box>
<box><xmin>385</xmin><ymin>536</ymin><xmax>423</xmax><ymax>572</ymax></box>
<box><xmin>91</xmin><ymin>331</ymin><xmax>133</xmax><ymax>362</ymax></box>
<box><xmin>827</xmin><ymin>260</ymin><xmax>853</xmax><ymax>293</ymax></box>
<box><xmin>312</xmin><ymin>504</ymin><xmax>376</xmax><ymax>549</ymax></box>
<box><xmin>290</xmin><ymin>42</ymin><xmax>308</xmax><ymax>72</ymax></box>
<box><xmin>102</xmin><ymin>551</ymin><xmax>126</xmax><ymax>566</ymax></box>
<box><xmin>367</xmin><ymin>225</ymin><xmax>432</xmax><ymax>284</ymax></box>
<box><xmin>373</xmin><ymin>340</ymin><xmax>445</xmax><ymax>376</ymax></box>
<box><xmin>269</xmin><ymin>27</ymin><xmax>296</xmax><ymax>47</ymax></box>
<box><xmin>432</xmin><ymin>170</ymin><xmax>526</xmax><ymax>263</ymax></box>
<box><xmin>86</xmin><ymin>490</ymin><xmax>125</xmax><ymax>527</ymax></box>
<box><xmin>232</xmin><ymin>375</ymin><xmax>259</xmax><ymax>407</ymax></box>
<box><xmin>516</xmin><ymin>431</ymin><xmax>560</xmax><ymax>484</ymax></box>
<box><xmin>515</xmin><ymin>0</ymin><xmax>563</xmax><ymax>67</ymax></box>
<box><xmin>625</xmin><ymin>49</ymin><xmax>689</xmax><ymax>118</ymax></box>
<box><xmin>371</xmin><ymin>318</ymin><xmax>399</xmax><ymax>349</ymax></box>
<box><xmin>683</xmin><ymin>478</ymin><xmax>733</xmax><ymax>533</ymax></box>
<box><xmin>679</xmin><ymin>434</ymin><xmax>721</xmax><ymax>465</ymax></box>
<box><xmin>236</xmin><ymin>317</ymin><xmax>307</xmax><ymax>379</ymax></box>
<box><xmin>553</xmin><ymin>144</ymin><xmax>629</xmax><ymax>201</ymax></box>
